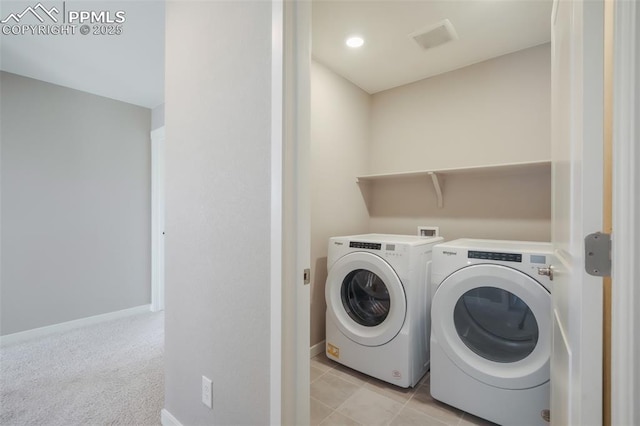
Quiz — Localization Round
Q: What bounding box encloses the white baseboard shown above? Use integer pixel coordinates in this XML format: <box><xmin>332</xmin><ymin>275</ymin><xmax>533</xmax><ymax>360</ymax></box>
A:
<box><xmin>0</xmin><ymin>304</ymin><xmax>152</xmax><ymax>346</ymax></box>
<box><xmin>310</xmin><ymin>340</ymin><xmax>325</xmax><ymax>358</ymax></box>
<box><xmin>161</xmin><ymin>409</ymin><xmax>183</xmax><ymax>426</ymax></box>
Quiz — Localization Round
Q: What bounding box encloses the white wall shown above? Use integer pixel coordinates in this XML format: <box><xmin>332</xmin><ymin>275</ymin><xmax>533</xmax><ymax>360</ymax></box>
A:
<box><xmin>164</xmin><ymin>2</ymin><xmax>272</xmax><ymax>424</ymax></box>
<box><xmin>0</xmin><ymin>71</ymin><xmax>151</xmax><ymax>336</ymax></box>
<box><xmin>370</xmin><ymin>44</ymin><xmax>551</xmax><ymax>172</ymax></box>
<box><xmin>310</xmin><ymin>60</ymin><xmax>370</xmax><ymax>347</ymax></box>
<box><xmin>367</xmin><ymin>44</ymin><xmax>552</xmax><ymax>241</ymax></box>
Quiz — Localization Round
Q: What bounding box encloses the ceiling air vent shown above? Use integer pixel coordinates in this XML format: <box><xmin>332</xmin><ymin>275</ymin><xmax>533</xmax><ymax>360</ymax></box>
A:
<box><xmin>409</xmin><ymin>19</ymin><xmax>459</xmax><ymax>50</ymax></box>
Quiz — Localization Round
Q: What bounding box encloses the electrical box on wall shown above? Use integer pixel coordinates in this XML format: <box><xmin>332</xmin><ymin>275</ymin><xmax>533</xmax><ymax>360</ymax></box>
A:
<box><xmin>418</xmin><ymin>226</ymin><xmax>440</xmax><ymax>237</ymax></box>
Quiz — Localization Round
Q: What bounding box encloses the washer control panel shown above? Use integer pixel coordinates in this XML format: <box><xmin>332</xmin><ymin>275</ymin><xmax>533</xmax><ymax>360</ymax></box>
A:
<box><xmin>348</xmin><ymin>241</ymin><xmax>405</xmax><ymax>258</ymax></box>
<box><xmin>349</xmin><ymin>241</ymin><xmax>382</xmax><ymax>250</ymax></box>
<box><xmin>468</xmin><ymin>250</ymin><xmax>522</xmax><ymax>263</ymax></box>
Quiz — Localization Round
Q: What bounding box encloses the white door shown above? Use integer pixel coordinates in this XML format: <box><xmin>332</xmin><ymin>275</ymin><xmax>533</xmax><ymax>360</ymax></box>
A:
<box><xmin>550</xmin><ymin>0</ymin><xmax>604</xmax><ymax>424</ymax></box>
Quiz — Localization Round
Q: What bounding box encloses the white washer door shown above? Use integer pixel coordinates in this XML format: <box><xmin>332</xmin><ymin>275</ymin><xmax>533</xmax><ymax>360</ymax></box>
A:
<box><xmin>326</xmin><ymin>251</ymin><xmax>406</xmax><ymax>347</ymax></box>
<box><xmin>431</xmin><ymin>264</ymin><xmax>550</xmax><ymax>390</ymax></box>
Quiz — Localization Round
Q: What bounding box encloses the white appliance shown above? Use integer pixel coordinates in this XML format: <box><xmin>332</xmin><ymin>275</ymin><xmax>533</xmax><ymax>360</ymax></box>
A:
<box><xmin>430</xmin><ymin>239</ymin><xmax>554</xmax><ymax>426</ymax></box>
<box><xmin>325</xmin><ymin>233</ymin><xmax>443</xmax><ymax>388</ymax></box>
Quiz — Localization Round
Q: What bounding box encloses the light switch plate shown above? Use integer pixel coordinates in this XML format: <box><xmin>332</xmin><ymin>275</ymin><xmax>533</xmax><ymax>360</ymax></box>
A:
<box><xmin>202</xmin><ymin>376</ymin><xmax>213</xmax><ymax>408</ymax></box>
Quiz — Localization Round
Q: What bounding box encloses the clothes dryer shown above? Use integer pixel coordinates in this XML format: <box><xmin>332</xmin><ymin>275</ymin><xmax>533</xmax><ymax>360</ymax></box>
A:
<box><xmin>430</xmin><ymin>239</ymin><xmax>554</xmax><ymax>425</ymax></box>
<box><xmin>325</xmin><ymin>233</ymin><xmax>443</xmax><ymax>387</ymax></box>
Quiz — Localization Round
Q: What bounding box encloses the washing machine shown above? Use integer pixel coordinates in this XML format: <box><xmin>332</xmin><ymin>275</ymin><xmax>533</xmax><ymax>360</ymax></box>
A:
<box><xmin>430</xmin><ymin>239</ymin><xmax>554</xmax><ymax>425</ymax></box>
<box><xmin>325</xmin><ymin>233</ymin><xmax>443</xmax><ymax>388</ymax></box>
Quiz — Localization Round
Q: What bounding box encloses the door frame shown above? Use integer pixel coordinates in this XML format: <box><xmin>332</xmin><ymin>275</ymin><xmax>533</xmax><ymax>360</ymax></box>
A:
<box><xmin>271</xmin><ymin>1</ymin><xmax>284</xmax><ymax>422</ymax></box>
<box><xmin>150</xmin><ymin>126</ymin><xmax>165</xmax><ymax>313</ymax></box>
<box><xmin>275</xmin><ymin>0</ymin><xmax>311</xmax><ymax>424</ymax></box>
<box><xmin>611</xmin><ymin>0</ymin><xmax>639</xmax><ymax>423</ymax></box>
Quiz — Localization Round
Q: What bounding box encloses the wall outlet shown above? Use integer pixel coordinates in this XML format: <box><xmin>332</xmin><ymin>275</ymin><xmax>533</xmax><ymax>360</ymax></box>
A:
<box><xmin>202</xmin><ymin>376</ymin><xmax>213</xmax><ymax>409</ymax></box>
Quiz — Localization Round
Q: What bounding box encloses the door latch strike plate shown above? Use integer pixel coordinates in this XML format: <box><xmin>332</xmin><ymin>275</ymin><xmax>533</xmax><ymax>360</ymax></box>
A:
<box><xmin>584</xmin><ymin>232</ymin><xmax>611</xmax><ymax>277</ymax></box>
<box><xmin>303</xmin><ymin>268</ymin><xmax>311</xmax><ymax>285</ymax></box>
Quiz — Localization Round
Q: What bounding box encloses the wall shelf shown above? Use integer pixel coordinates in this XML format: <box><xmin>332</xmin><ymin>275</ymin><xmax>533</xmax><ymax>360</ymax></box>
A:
<box><xmin>356</xmin><ymin>160</ymin><xmax>551</xmax><ymax>208</ymax></box>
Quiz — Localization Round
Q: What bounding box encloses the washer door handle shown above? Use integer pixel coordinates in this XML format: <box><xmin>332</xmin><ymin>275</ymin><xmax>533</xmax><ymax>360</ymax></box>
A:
<box><xmin>537</xmin><ymin>266</ymin><xmax>554</xmax><ymax>281</ymax></box>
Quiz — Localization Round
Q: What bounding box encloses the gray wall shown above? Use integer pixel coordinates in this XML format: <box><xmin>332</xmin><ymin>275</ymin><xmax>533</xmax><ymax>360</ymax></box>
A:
<box><xmin>0</xmin><ymin>71</ymin><xmax>151</xmax><ymax>336</ymax></box>
<box><xmin>151</xmin><ymin>104</ymin><xmax>165</xmax><ymax>130</ymax></box>
<box><xmin>164</xmin><ymin>2</ymin><xmax>271</xmax><ymax>424</ymax></box>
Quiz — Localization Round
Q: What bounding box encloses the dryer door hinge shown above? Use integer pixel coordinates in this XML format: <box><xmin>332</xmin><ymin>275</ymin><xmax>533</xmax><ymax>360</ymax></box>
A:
<box><xmin>584</xmin><ymin>232</ymin><xmax>611</xmax><ymax>277</ymax></box>
<box><xmin>303</xmin><ymin>268</ymin><xmax>311</xmax><ymax>285</ymax></box>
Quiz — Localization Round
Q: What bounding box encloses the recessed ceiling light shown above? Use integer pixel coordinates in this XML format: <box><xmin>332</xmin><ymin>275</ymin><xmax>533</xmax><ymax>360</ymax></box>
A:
<box><xmin>346</xmin><ymin>36</ymin><xmax>364</xmax><ymax>48</ymax></box>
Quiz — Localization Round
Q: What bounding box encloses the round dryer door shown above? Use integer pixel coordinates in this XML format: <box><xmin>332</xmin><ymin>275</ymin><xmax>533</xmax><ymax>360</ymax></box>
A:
<box><xmin>326</xmin><ymin>251</ymin><xmax>406</xmax><ymax>347</ymax></box>
<box><xmin>431</xmin><ymin>264</ymin><xmax>551</xmax><ymax>390</ymax></box>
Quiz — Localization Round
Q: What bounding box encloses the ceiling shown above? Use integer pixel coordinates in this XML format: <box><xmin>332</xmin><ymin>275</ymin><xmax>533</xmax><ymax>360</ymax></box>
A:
<box><xmin>312</xmin><ymin>0</ymin><xmax>552</xmax><ymax>94</ymax></box>
<box><xmin>0</xmin><ymin>1</ymin><xmax>165</xmax><ymax>108</ymax></box>
<box><xmin>0</xmin><ymin>1</ymin><xmax>552</xmax><ymax>108</ymax></box>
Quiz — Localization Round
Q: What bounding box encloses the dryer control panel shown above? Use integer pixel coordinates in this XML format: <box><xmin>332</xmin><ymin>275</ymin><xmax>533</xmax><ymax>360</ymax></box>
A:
<box><xmin>467</xmin><ymin>250</ymin><xmax>550</xmax><ymax>265</ymax></box>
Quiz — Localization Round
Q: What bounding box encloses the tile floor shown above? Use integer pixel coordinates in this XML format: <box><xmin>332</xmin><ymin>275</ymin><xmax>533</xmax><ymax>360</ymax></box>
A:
<box><xmin>310</xmin><ymin>353</ymin><xmax>496</xmax><ymax>426</ymax></box>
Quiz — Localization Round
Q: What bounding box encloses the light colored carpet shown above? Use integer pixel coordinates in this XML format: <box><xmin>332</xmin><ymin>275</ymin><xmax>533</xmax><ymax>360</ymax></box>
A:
<box><xmin>0</xmin><ymin>311</ymin><xmax>164</xmax><ymax>426</ymax></box>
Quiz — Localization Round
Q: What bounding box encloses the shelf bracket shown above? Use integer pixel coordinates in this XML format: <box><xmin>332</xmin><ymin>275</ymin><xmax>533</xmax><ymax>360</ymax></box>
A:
<box><xmin>428</xmin><ymin>172</ymin><xmax>443</xmax><ymax>208</ymax></box>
